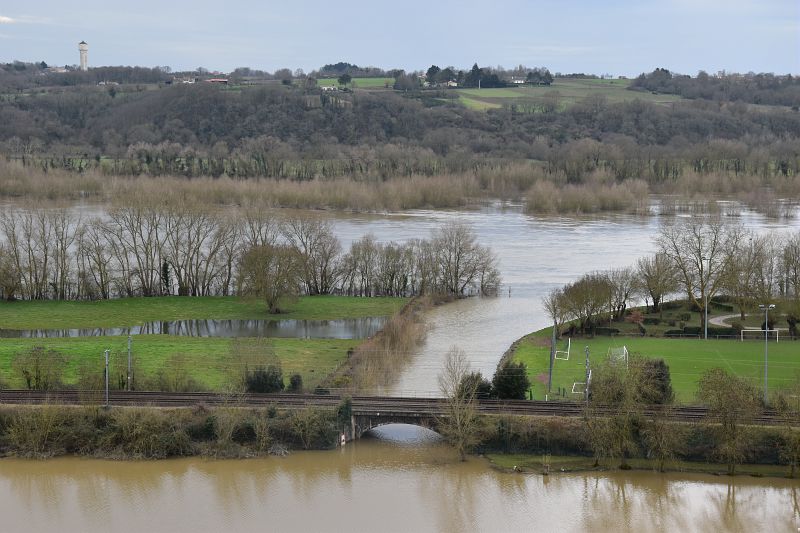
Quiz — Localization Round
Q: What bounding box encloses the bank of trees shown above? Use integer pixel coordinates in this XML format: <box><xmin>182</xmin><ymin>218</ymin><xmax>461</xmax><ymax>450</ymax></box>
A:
<box><xmin>1</xmin><ymin>77</ymin><xmax>798</xmax><ymax>188</ymax></box>
<box><xmin>631</xmin><ymin>68</ymin><xmax>800</xmax><ymax>108</ymax></box>
<box><xmin>0</xmin><ymin>205</ymin><xmax>500</xmax><ymax>304</ymax></box>
<box><xmin>544</xmin><ymin>219</ymin><xmax>800</xmax><ymax>337</ymax></box>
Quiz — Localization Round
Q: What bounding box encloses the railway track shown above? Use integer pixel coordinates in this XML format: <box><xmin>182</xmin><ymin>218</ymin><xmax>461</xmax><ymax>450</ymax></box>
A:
<box><xmin>0</xmin><ymin>390</ymin><xmax>786</xmax><ymax>426</ymax></box>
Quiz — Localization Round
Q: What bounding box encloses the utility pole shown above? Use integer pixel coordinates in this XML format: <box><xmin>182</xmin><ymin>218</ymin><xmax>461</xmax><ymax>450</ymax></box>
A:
<box><xmin>584</xmin><ymin>346</ymin><xmax>590</xmax><ymax>405</ymax></box>
<box><xmin>127</xmin><ymin>335</ymin><xmax>132</xmax><ymax>391</ymax></box>
<box><xmin>548</xmin><ymin>319</ymin><xmax>556</xmax><ymax>396</ymax></box>
<box><xmin>104</xmin><ymin>349</ymin><xmax>110</xmax><ymax>408</ymax></box>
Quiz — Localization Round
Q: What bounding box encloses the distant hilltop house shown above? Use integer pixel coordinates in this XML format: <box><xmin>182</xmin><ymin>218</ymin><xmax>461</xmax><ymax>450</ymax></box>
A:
<box><xmin>46</xmin><ymin>66</ymin><xmax>68</xmax><ymax>74</ymax></box>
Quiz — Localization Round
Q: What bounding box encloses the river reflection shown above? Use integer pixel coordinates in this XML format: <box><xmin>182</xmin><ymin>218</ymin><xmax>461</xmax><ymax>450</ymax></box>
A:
<box><xmin>0</xmin><ymin>430</ymin><xmax>797</xmax><ymax>533</ymax></box>
<box><xmin>0</xmin><ymin>317</ymin><xmax>387</xmax><ymax>340</ymax></box>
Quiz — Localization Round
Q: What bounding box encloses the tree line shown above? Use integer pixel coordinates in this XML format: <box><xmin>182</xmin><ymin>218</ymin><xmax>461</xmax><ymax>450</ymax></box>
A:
<box><xmin>544</xmin><ymin>218</ymin><xmax>800</xmax><ymax>337</ymax></box>
<box><xmin>631</xmin><ymin>68</ymin><xmax>800</xmax><ymax>108</ymax></box>
<box><xmin>0</xmin><ymin>204</ymin><xmax>500</xmax><ymax>305</ymax></box>
<box><xmin>1</xmin><ymin>79</ymin><xmax>798</xmax><ymax>184</ymax></box>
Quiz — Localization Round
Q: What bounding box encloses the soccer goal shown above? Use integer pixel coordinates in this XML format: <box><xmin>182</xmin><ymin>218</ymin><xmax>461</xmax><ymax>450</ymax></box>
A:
<box><xmin>555</xmin><ymin>337</ymin><xmax>571</xmax><ymax>361</ymax></box>
<box><xmin>572</xmin><ymin>369</ymin><xmax>592</xmax><ymax>395</ymax></box>
<box><xmin>740</xmin><ymin>328</ymin><xmax>782</xmax><ymax>342</ymax></box>
<box><xmin>608</xmin><ymin>346</ymin><xmax>629</xmax><ymax>368</ymax></box>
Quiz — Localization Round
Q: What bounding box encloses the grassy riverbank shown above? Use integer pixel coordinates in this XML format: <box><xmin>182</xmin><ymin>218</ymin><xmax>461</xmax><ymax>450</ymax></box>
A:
<box><xmin>511</xmin><ymin>330</ymin><xmax>800</xmax><ymax>403</ymax></box>
<box><xmin>0</xmin><ymin>295</ymin><xmax>407</xmax><ymax>330</ymax></box>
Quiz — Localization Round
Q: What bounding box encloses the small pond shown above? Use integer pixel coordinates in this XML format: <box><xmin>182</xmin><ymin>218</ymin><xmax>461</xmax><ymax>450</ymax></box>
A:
<box><xmin>0</xmin><ymin>317</ymin><xmax>388</xmax><ymax>340</ymax></box>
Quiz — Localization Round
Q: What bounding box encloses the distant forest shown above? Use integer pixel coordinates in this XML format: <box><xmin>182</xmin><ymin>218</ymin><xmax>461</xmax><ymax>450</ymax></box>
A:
<box><xmin>0</xmin><ymin>62</ymin><xmax>798</xmax><ymax>189</ymax></box>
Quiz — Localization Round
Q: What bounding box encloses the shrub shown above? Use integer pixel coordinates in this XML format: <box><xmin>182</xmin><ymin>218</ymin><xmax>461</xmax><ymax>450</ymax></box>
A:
<box><xmin>288</xmin><ymin>373</ymin><xmax>303</xmax><ymax>393</ymax></box>
<box><xmin>640</xmin><ymin>359</ymin><xmax>674</xmax><ymax>404</ymax></box>
<box><xmin>245</xmin><ymin>365</ymin><xmax>284</xmax><ymax>393</ymax></box>
<box><xmin>492</xmin><ymin>362</ymin><xmax>531</xmax><ymax>400</ymax></box>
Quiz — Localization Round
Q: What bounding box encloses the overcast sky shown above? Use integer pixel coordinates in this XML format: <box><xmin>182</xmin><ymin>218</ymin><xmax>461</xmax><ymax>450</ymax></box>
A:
<box><xmin>1</xmin><ymin>0</ymin><xmax>797</xmax><ymax>75</ymax></box>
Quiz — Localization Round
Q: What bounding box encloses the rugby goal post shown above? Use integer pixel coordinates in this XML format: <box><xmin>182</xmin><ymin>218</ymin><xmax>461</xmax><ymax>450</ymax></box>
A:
<box><xmin>555</xmin><ymin>337</ymin><xmax>571</xmax><ymax>361</ymax></box>
<box><xmin>740</xmin><ymin>328</ymin><xmax>781</xmax><ymax>342</ymax></box>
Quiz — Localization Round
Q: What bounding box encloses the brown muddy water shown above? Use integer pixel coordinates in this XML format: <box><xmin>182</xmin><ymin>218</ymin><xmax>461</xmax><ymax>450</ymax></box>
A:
<box><xmin>0</xmin><ymin>425</ymin><xmax>797</xmax><ymax>533</ymax></box>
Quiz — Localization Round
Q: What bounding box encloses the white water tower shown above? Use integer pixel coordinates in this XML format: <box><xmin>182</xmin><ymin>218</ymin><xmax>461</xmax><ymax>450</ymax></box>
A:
<box><xmin>78</xmin><ymin>41</ymin><xmax>88</xmax><ymax>71</ymax></box>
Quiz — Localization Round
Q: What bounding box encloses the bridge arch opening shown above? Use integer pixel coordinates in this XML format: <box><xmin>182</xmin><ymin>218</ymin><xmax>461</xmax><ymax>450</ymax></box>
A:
<box><xmin>361</xmin><ymin>423</ymin><xmax>443</xmax><ymax>445</ymax></box>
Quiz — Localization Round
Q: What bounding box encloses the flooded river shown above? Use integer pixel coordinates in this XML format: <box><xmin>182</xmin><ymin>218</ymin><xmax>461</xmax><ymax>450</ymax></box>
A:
<box><xmin>0</xmin><ymin>426</ymin><xmax>797</xmax><ymax>533</ymax></box>
<box><xmin>2</xmin><ymin>202</ymin><xmax>799</xmax><ymax>530</ymax></box>
<box><xmin>326</xmin><ymin>202</ymin><xmax>800</xmax><ymax>395</ymax></box>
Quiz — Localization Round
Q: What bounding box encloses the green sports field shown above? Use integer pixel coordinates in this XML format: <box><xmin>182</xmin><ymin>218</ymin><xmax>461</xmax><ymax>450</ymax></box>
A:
<box><xmin>512</xmin><ymin>330</ymin><xmax>800</xmax><ymax>403</ymax></box>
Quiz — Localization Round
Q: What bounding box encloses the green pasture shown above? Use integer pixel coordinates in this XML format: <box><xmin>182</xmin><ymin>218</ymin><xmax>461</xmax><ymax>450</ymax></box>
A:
<box><xmin>0</xmin><ymin>295</ymin><xmax>407</xmax><ymax>330</ymax></box>
<box><xmin>0</xmin><ymin>336</ymin><xmax>354</xmax><ymax>391</ymax></box>
<box><xmin>455</xmin><ymin>78</ymin><xmax>682</xmax><ymax>111</ymax></box>
<box><xmin>317</xmin><ymin>77</ymin><xmax>393</xmax><ymax>88</ymax></box>
<box><xmin>512</xmin><ymin>330</ymin><xmax>800</xmax><ymax>403</ymax></box>
<box><xmin>0</xmin><ymin>295</ymin><xmax>407</xmax><ymax>391</ymax></box>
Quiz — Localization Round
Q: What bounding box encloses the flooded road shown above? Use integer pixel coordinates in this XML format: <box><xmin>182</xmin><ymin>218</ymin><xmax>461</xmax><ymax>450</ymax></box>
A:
<box><xmin>0</xmin><ymin>427</ymin><xmax>797</xmax><ymax>533</ymax></box>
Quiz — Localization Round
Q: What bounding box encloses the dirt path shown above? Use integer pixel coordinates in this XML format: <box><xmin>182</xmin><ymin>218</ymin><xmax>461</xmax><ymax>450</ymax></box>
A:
<box><xmin>708</xmin><ymin>313</ymin><xmax>747</xmax><ymax>326</ymax></box>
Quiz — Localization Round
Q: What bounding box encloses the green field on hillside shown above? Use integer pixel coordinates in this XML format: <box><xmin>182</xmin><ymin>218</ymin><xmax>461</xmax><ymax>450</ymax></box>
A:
<box><xmin>317</xmin><ymin>77</ymin><xmax>393</xmax><ymax>88</ymax></box>
<box><xmin>512</xmin><ymin>330</ymin><xmax>800</xmax><ymax>403</ymax></box>
<box><xmin>0</xmin><ymin>296</ymin><xmax>406</xmax><ymax>330</ymax></box>
<box><xmin>456</xmin><ymin>78</ymin><xmax>682</xmax><ymax>111</ymax></box>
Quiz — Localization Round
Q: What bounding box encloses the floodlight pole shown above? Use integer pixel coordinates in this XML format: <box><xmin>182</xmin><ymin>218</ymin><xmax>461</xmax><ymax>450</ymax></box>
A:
<box><xmin>104</xmin><ymin>349</ymin><xmax>110</xmax><ymax>408</ymax></box>
<box><xmin>759</xmin><ymin>304</ymin><xmax>775</xmax><ymax>405</ymax></box>
<box><xmin>584</xmin><ymin>346</ymin><xmax>590</xmax><ymax>405</ymax></box>
<box><xmin>127</xmin><ymin>335</ymin><xmax>132</xmax><ymax>391</ymax></box>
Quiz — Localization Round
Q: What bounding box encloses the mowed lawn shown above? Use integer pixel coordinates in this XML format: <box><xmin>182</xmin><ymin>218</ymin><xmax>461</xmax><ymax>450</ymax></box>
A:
<box><xmin>513</xmin><ymin>331</ymin><xmax>800</xmax><ymax>403</ymax></box>
<box><xmin>0</xmin><ymin>295</ymin><xmax>407</xmax><ymax>330</ymax></box>
<box><xmin>0</xmin><ymin>336</ymin><xmax>355</xmax><ymax>391</ymax></box>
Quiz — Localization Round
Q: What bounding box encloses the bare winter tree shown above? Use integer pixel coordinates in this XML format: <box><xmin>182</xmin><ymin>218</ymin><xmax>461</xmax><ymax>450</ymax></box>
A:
<box><xmin>284</xmin><ymin>217</ymin><xmax>341</xmax><ymax>295</ymax></box>
<box><xmin>437</xmin><ymin>346</ymin><xmax>483</xmax><ymax>461</ymax></box>
<box><xmin>657</xmin><ymin>218</ymin><xmax>738</xmax><ymax>329</ymax></box>
<box><xmin>237</xmin><ymin>244</ymin><xmax>302</xmax><ymax>313</ymax></box>
<box><xmin>433</xmin><ymin>222</ymin><xmax>500</xmax><ymax>296</ymax></box>
<box><xmin>635</xmin><ymin>253</ymin><xmax>678</xmax><ymax>315</ymax></box>
<box><xmin>608</xmin><ymin>266</ymin><xmax>637</xmax><ymax>321</ymax></box>
<box><xmin>542</xmin><ymin>287</ymin><xmax>568</xmax><ymax>337</ymax></box>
